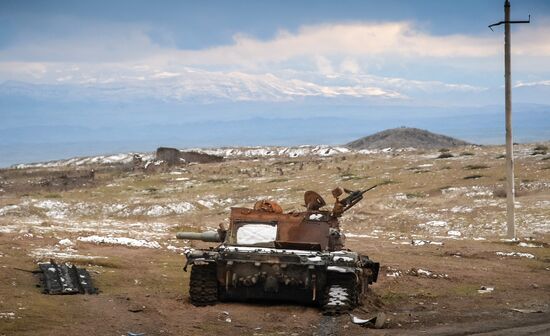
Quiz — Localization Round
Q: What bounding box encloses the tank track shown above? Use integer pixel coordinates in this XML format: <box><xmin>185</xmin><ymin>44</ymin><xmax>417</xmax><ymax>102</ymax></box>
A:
<box><xmin>322</xmin><ymin>274</ymin><xmax>358</xmax><ymax>315</ymax></box>
<box><xmin>189</xmin><ymin>263</ymin><xmax>218</xmax><ymax>306</ymax></box>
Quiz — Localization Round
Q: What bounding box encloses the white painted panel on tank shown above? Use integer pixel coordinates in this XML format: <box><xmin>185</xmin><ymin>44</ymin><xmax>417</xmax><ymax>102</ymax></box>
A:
<box><xmin>236</xmin><ymin>224</ymin><xmax>277</xmax><ymax>245</ymax></box>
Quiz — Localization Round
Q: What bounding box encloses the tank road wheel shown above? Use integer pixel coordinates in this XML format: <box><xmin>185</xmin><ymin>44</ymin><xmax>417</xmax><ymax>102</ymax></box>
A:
<box><xmin>322</xmin><ymin>273</ymin><xmax>359</xmax><ymax>315</ymax></box>
<box><xmin>189</xmin><ymin>263</ymin><xmax>218</xmax><ymax>306</ymax></box>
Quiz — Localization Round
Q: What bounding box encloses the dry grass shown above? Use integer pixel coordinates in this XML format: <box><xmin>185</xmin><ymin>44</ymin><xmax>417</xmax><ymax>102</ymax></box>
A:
<box><xmin>1</xmin><ymin>142</ymin><xmax>549</xmax><ymax>335</ymax></box>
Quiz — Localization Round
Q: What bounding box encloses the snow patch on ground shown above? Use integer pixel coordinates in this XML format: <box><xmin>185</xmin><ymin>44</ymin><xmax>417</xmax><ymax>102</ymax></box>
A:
<box><xmin>407</xmin><ymin>268</ymin><xmax>449</xmax><ymax>279</ymax></box>
<box><xmin>34</xmin><ymin>200</ymin><xmax>69</xmax><ymax>219</ymax></box>
<box><xmin>77</xmin><ymin>235</ymin><xmax>161</xmax><ymax>249</ymax></box>
<box><xmin>0</xmin><ymin>205</ymin><xmax>19</xmax><ymax>216</ymax></box>
<box><xmin>345</xmin><ymin>233</ymin><xmax>379</xmax><ymax>239</ymax></box>
<box><xmin>197</xmin><ymin>196</ymin><xmax>233</xmax><ymax>209</ymax></box>
<box><xmin>411</xmin><ymin>239</ymin><xmax>444</xmax><ymax>246</ymax></box>
<box><xmin>450</xmin><ymin>206</ymin><xmax>473</xmax><ymax>213</ymax></box>
<box><xmin>58</xmin><ymin>239</ymin><xmax>74</xmax><ymax>246</ymax></box>
<box><xmin>29</xmin><ymin>246</ymin><xmax>105</xmax><ymax>260</ymax></box>
<box><xmin>13</xmin><ymin>152</ymin><xmax>154</xmax><ymax>168</ymax></box>
<box><xmin>518</xmin><ymin>242</ymin><xmax>543</xmax><ymax>248</ymax></box>
<box><xmin>447</xmin><ymin>230</ymin><xmax>462</xmax><ymax>237</ymax></box>
<box><xmin>0</xmin><ymin>312</ymin><xmax>17</xmax><ymax>319</ymax></box>
<box><xmin>496</xmin><ymin>251</ymin><xmax>535</xmax><ymax>259</ymax></box>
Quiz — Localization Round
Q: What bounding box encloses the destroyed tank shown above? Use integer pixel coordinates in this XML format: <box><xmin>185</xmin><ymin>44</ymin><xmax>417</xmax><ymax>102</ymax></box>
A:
<box><xmin>176</xmin><ymin>186</ymin><xmax>380</xmax><ymax>313</ymax></box>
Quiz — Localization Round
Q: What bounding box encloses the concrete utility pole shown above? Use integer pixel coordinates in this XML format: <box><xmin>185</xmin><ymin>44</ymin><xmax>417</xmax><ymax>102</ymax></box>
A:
<box><xmin>489</xmin><ymin>0</ymin><xmax>530</xmax><ymax>239</ymax></box>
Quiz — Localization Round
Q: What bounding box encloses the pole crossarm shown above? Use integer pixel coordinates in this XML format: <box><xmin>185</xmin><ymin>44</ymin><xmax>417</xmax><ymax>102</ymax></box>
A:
<box><xmin>489</xmin><ymin>14</ymin><xmax>530</xmax><ymax>31</ymax></box>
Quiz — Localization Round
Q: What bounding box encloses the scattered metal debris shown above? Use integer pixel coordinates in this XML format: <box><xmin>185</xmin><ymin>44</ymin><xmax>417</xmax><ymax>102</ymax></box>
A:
<box><xmin>350</xmin><ymin>312</ymin><xmax>386</xmax><ymax>329</ymax></box>
<box><xmin>218</xmin><ymin>311</ymin><xmax>232</xmax><ymax>323</ymax></box>
<box><xmin>36</xmin><ymin>259</ymin><xmax>98</xmax><ymax>295</ymax></box>
<box><xmin>478</xmin><ymin>286</ymin><xmax>495</xmax><ymax>294</ymax></box>
<box><xmin>510</xmin><ymin>308</ymin><xmax>543</xmax><ymax>314</ymax></box>
<box><xmin>128</xmin><ymin>305</ymin><xmax>145</xmax><ymax>313</ymax></box>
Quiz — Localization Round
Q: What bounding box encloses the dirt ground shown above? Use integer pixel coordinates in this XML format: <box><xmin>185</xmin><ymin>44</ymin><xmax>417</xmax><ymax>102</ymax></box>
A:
<box><xmin>0</xmin><ymin>143</ymin><xmax>549</xmax><ymax>335</ymax></box>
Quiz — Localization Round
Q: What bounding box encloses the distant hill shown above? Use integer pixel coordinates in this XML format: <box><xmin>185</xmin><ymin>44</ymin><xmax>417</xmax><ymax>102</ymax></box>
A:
<box><xmin>346</xmin><ymin>127</ymin><xmax>471</xmax><ymax>149</ymax></box>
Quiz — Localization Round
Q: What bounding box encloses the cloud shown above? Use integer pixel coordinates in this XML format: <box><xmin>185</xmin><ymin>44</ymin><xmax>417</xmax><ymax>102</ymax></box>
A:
<box><xmin>340</xmin><ymin>58</ymin><xmax>360</xmax><ymax>74</ymax></box>
<box><xmin>169</xmin><ymin>21</ymin><xmax>550</xmax><ymax>67</ymax></box>
<box><xmin>1</xmin><ymin>19</ymin><xmax>549</xmax><ymax>104</ymax></box>
<box><xmin>315</xmin><ymin>56</ymin><xmax>335</xmax><ymax>76</ymax></box>
<box><xmin>514</xmin><ymin>80</ymin><xmax>550</xmax><ymax>88</ymax></box>
<box><xmin>175</xmin><ymin>23</ymin><xmax>488</xmax><ymax>67</ymax></box>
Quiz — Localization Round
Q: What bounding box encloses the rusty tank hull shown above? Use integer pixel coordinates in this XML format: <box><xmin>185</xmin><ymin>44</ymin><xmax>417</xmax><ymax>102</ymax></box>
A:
<box><xmin>178</xmin><ymin>189</ymin><xmax>380</xmax><ymax>313</ymax></box>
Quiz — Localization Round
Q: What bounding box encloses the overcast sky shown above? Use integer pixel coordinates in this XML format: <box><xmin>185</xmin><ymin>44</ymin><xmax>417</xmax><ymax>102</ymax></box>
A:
<box><xmin>0</xmin><ymin>1</ymin><xmax>549</xmax><ymax>166</ymax></box>
<box><xmin>2</xmin><ymin>0</ymin><xmax>549</xmax><ymax>106</ymax></box>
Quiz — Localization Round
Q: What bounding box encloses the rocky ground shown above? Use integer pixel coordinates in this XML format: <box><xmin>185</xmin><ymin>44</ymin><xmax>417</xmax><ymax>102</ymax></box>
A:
<box><xmin>0</xmin><ymin>143</ymin><xmax>549</xmax><ymax>335</ymax></box>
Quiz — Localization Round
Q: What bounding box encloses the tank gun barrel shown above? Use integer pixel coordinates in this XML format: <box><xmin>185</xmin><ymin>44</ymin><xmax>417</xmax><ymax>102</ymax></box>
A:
<box><xmin>341</xmin><ymin>184</ymin><xmax>378</xmax><ymax>209</ymax></box>
<box><xmin>332</xmin><ymin>184</ymin><xmax>378</xmax><ymax>217</ymax></box>
<box><xmin>176</xmin><ymin>231</ymin><xmax>222</xmax><ymax>242</ymax></box>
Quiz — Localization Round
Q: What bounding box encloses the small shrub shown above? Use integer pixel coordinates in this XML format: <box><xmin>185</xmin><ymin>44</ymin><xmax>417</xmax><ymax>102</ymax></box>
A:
<box><xmin>206</xmin><ymin>178</ymin><xmax>230</xmax><ymax>184</ymax></box>
<box><xmin>493</xmin><ymin>187</ymin><xmax>506</xmax><ymax>198</ymax></box>
<box><xmin>496</xmin><ymin>154</ymin><xmax>506</xmax><ymax>159</ymax></box>
<box><xmin>340</xmin><ymin>174</ymin><xmax>366</xmax><ymax>181</ymax></box>
<box><xmin>439</xmin><ymin>148</ymin><xmax>450</xmax><ymax>153</ymax></box>
<box><xmin>492</xmin><ymin>187</ymin><xmax>526</xmax><ymax>198</ymax></box>
<box><xmin>464</xmin><ymin>174</ymin><xmax>483</xmax><ymax>180</ymax></box>
<box><xmin>464</xmin><ymin>164</ymin><xmax>489</xmax><ymax>170</ymax></box>
<box><xmin>460</xmin><ymin>151</ymin><xmax>474</xmax><ymax>156</ymax></box>
<box><xmin>534</xmin><ymin>144</ymin><xmax>548</xmax><ymax>151</ymax></box>
<box><xmin>379</xmin><ymin>179</ymin><xmax>397</xmax><ymax>186</ymax></box>
<box><xmin>437</xmin><ymin>153</ymin><xmax>454</xmax><ymax>159</ymax></box>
